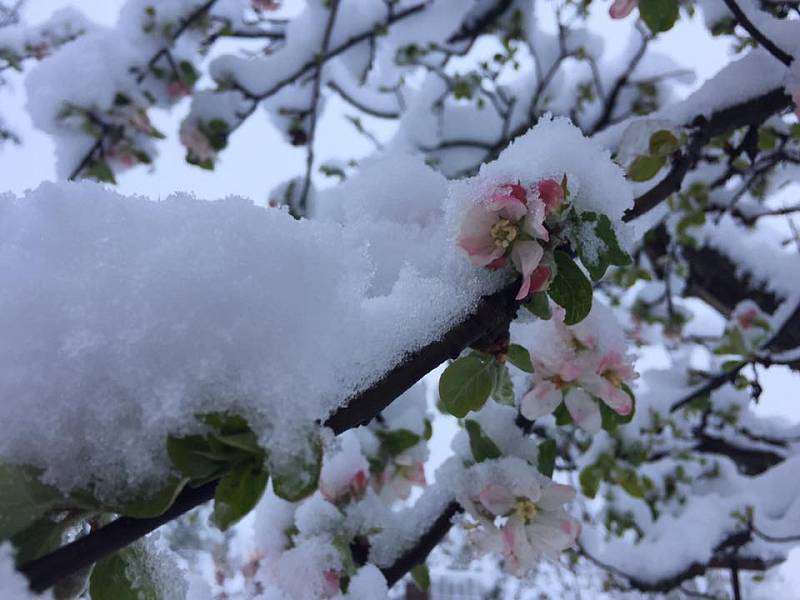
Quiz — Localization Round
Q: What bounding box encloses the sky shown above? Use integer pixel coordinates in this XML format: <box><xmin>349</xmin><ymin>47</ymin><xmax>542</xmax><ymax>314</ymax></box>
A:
<box><xmin>2</xmin><ymin>0</ymin><xmax>800</xmax><ymax>594</ymax></box>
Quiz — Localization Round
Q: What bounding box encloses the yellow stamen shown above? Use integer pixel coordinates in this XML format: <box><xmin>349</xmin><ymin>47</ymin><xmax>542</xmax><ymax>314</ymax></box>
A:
<box><xmin>515</xmin><ymin>498</ymin><xmax>538</xmax><ymax>524</ymax></box>
<box><xmin>490</xmin><ymin>219</ymin><xmax>518</xmax><ymax>249</ymax></box>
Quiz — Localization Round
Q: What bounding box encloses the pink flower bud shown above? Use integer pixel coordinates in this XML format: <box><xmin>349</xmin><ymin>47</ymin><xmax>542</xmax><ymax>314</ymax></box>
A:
<box><xmin>609</xmin><ymin>0</ymin><xmax>637</xmax><ymax>19</ymax></box>
<box><xmin>536</xmin><ymin>179</ymin><xmax>564</xmax><ymax>213</ymax></box>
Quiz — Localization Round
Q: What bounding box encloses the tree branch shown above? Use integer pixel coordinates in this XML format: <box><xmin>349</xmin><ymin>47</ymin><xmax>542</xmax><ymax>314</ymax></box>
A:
<box><xmin>722</xmin><ymin>0</ymin><xmax>793</xmax><ymax>66</ymax></box>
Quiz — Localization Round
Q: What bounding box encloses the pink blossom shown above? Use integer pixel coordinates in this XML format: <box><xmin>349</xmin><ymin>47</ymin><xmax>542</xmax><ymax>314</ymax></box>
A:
<box><xmin>322</xmin><ymin>570</ymin><xmax>340</xmax><ymax>597</ymax></box>
<box><xmin>252</xmin><ymin>0</ymin><xmax>280</xmax><ymax>9</ymax></box>
<box><xmin>609</xmin><ymin>0</ymin><xmax>637</xmax><ymax>19</ymax></box>
<box><xmin>479</xmin><ymin>484</ymin><xmax>515</xmax><ymax>516</ymax></box>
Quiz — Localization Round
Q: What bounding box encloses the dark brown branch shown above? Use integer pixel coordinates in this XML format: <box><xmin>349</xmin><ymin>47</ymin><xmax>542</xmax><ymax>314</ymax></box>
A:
<box><xmin>722</xmin><ymin>0</ymin><xmax>793</xmax><ymax>66</ymax></box>
<box><xmin>20</xmin><ymin>283</ymin><xmax>520</xmax><ymax>593</ymax></box>
<box><xmin>623</xmin><ymin>87</ymin><xmax>793</xmax><ymax>222</ymax></box>
<box><xmin>380</xmin><ymin>502</ymin><xmax>463</xmax><ymax>586</ymax></box>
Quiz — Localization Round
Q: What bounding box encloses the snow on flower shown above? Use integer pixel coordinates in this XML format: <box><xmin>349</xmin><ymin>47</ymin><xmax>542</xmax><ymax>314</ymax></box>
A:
<box><xmin>609</xmin><ymin>0</ymin><xmax>638</xmax><ymax>19</ymax></box>
<box><xmin>455</xmin><ymin>457</ymin><xmax>580</xmax><ymax>574</ymax></box>
<box><xmin>728</xmin><ymin>299</ymin><xmax>771</xmax><ymax>349</ymax></box>
<box><xmin>457</xmin><ymin>178</ymin><xmax>565</xmax><ymax>300</ymax></box>
<box><xmin>518</xmin><ymin>304</ymin><xmax>637</xmax><ymax>432</ymax></box>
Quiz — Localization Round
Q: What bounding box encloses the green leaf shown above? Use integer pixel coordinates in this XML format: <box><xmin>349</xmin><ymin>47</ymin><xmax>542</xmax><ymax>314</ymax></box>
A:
<box><xmin>579</xmin><ymin>465</ymin><xmax>602</xmax><ymax>499</ymax></box>
<box><xmin>202</xmin><ymin>411</ymin><xmax>249</xmax><ymax>435</ymax></box>
<box><xmin>410</xmin><ymin>563</ymin><xmax>431</xmax><ymax>592</ymax></box>
<box><xmin>524</xmin><ymin>292</ymin><xmax>552</xmax><ymax>319</ymax></box>
<box><xmin>554</xmin><ymin>401</ymin><xmax>572</xmax><ymax>425</ymax></box>
<box><xmin>84</xmin><ymin>160</ymin><xmax>116</xmax><ymax>184</ymax></box>
<box><xmin>464</xmin><ymin>420</ymin><xmax>503</xmax><ymax>463</ymax></box>
<box><xmin>491</xmin><ymin>364</ymin><xmax>515</xmax><ymax>406</ymax></box>
<box><xmin>615</xmin><ymin>467</ymin><xmax>644</xmax><ymax>498</ymax></box>
<box><xmin>213</xmin><ymin>461</ymin><xmax>268</xmax><ymax>530</ymax></box>
<box><xmin>537</xmin><ymin>439</ymin><xmax>557</xmax><ymax>478</ymax></box>
<box><xmin>638</xmin><ymin>0</ymin><xmax>680</xmax><ymax>33</ymax></box>
<box><xmin>547</xmin><ymin>251</ymin><xmax>593</xmax><ymax>325</ymax></box>
<box><xmin>89</xmin><ymin>545</ymin><xmax>160</xmax><ymax>600</ymax></box>
<box><xmin>757</xmin><ymin>128</ymin><xmax>778</xmax><ymax>152</ymax></box>
<box><xmin>0</xmin><ymin>464</ymin><xmax>67</xmax><ymax>539</ymax></box>
<box><xmin>270</xmin><ymin>435</ymin><xmax>322</xmax><ymax>502</ymax></box>
<box><xmin>599</xmin><ymin>401</ymin><xmax>619</xmax><ymax>433</ymax></box>
<box><xmin>648</xmin><ymin>130</ymin><xmax>680</xmax><ymax>157</ymax></box>
<box><xmin>507</xmin><ymin>344</ymin><xmax>533</xmax><ymax>373</ymax></box>
<box><xmin>178</xmin><ymin>60</ymin><xmax>199</xmax><ymax>86</ymax></box>
<box><xmin>120</xmin><ymin>476</ymin><xmax>187</xmax><ymax>519</ymax></box>
<box><xmin>378</xmin><ymin>429</ymin><xmax>421</xmax><ymax>456</ymax></box>
<box><xmin>575</xmin><ymin>211</ymin><xmax>632</xmax><ymax>280</ymax></box>
<box><xmin>166</xmin><ymin>435</ymin><xmax>226</xmax><ymax>482</ymax></box>
<box><xmin>10</xmin><ymin>515</ymin><xmax>74</xmax><ymax>565</ymax></box>
<box><xmin>627</xmin><ymin>154</ymin><xmax>666</xmax><ymax>182</ymax></box>
<box><xmin>438</xmin><ymin>354</ymin><xmax>496</xmax><ymax>418</ymax></box>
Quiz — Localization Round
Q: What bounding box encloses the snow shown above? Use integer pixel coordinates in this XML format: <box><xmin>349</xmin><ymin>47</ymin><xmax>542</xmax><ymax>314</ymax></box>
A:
<box><xmin>0</xmin><ymin>159</ymin><xmax>499</xmax><ymax>497</ymax></box>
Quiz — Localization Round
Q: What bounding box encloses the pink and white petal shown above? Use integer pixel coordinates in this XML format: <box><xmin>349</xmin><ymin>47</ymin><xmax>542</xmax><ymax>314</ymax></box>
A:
<box><xmin>520</xmin><ymin>386</ymin><xmax>562</xmax><ymax>420</ymax></box>
<box><xmin>479</xmin><ymin>484</ymin><xmax>516</xmax><ymax>516</ymax></box>
<box><xmin>537</xmin><ymin>482</ymin><xmax>576</xmax><ymax>510</ymax></box>
<box><xmin>459</xmin><ymin>237</ymin><xmax>505</xmax><ymax>267</ymax></box>
<box><xmin>603</xmin><ymin>385</ymin><xmax>633</xmax><ymax>416</ymax></box>
<box><xmin>522</xmin><ymin>202</ymin><xmax>549</xmax><ymax>241</ymax></box>
<box><xmin>564</xmin><ymin>388</ymin><xmax>601</xmax><ymax>433</ymax></box>
<box><xmin>511</xmin><ymin>240</ymin><xmax>544</xmax><ymax>279</ymax></box>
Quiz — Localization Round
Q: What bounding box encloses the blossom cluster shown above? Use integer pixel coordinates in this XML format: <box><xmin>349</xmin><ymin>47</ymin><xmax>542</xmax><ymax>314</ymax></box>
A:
<box><xmin>456</xmin><ymin>457</ymin><xmax>580</xmax><ymax>575</ymax></box>
<box><xmin>520</xmin><ymin>307</ymin><xmax>638</xmax><ymax>432</ymax></box>
<box><xmin>457</xmin><ymin>178</ymin><xmax>566</xmax><ymax>300</ymax></box>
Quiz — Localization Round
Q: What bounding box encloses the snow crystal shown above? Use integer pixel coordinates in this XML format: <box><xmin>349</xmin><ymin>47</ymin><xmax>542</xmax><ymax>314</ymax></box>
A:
<box><xmin>345</xmin><ymin>564</ymin><xmax>389</xmax><ymax>599</ymax></box>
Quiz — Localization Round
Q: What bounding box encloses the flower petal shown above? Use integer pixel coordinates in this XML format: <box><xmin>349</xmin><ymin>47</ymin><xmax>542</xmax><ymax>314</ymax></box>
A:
<box><xmin>564</xmin><ymin>388</ymin><xmax>601</xmax><ymax>432</ymax></box>
<box><xmin>520</xmin><ymin>386</ymin><xmax>562</xmax><ymax>420</ymax></box>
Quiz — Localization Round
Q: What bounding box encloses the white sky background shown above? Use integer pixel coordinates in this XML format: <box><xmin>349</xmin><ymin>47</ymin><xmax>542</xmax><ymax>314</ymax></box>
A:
<box><xmin>2</xmin><ymin>0</ymin><xmax>800</xmax><ymax>594</ymax></box>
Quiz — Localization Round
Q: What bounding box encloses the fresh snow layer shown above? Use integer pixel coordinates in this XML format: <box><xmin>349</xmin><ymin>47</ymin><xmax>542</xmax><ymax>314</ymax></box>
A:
<box><xmin>0</xmin><ymin>174</ymin><xmax>491</xmax><ymax>496</ymax></box>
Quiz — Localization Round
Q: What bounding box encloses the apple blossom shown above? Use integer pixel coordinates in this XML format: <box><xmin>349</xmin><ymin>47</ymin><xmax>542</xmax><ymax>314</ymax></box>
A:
<box><xmin>520</xmin><ymin>308</ymin><xmax>637</xmax><ymax>431</ymax></box>
<box><xmin>456</xmin><ymin>457</ymin><xmax>580</xmax><ymax>574</ymax></box>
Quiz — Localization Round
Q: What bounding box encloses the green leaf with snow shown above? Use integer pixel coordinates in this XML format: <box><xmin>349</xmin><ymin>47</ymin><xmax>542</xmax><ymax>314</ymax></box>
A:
<box><xmin>627</xmin><ymin>154</ymin><xmax>666</xmax><ymax>182</ymax></box>
<box><xmin>85</xmin><ymin>160</ymin><xmax>116</xmax><ymax>184</ymax></box>
<box><xmin>166</xmin><ymin>434</ymin><xmax>227</xmax><ymax>482</ymax></box>
<box><xmin>576</xmin><ymin>211</ymin><xmax>631</xmax><ymax>281</ymax></box>
<box><xmin>547</xmin><ymin>251</ymin><xmax>593</xmax><ymax>325</ymax></box>
<box><xmin>639</xmin><ymin>0</ymin><xmax>679</xmax><ymax>33</ymax></box>
<box><xmin>507</xmin><ymin>344</ymin><xmax>533</xmax><ymax>373</ymax></box>
<box><xmin>491</xmin><ymin>364</ymin><xmax>515</xmax><ymax>405</ymax></box>
<box><xmin>579</xmin><ymin>465</ymin><xmax>602</xmax><ymax>499</ymax></box>
<box><xmin>121</xmin><ymin>476</ymin><xmax>187</xmax><ymax>519</ymax></box>
<box><xmin>213</xmin><ymin>461</ymin><xmax>268</xmax><ymax>530</ymax></box>
<box><xmin>465</xmin><ymin>420</ymin><xmax>502</xmax><ymax>463</ymax></box>
<box><xmin>0</xmin><ymin>464</ymin><xmax>67</xmax><ymax>540</ymax></box>
<box><xmin>439</xmin><ymin>354</ymin><xmax>496</xmax><ymax>418</ymax></box>
<box><xmin>270</xmin><ymin>434</ymin><xmax>322</xmax><ymax>502</ymax></box>
<box><xmin>89</xmin><ymin>545</ymin><xmax>160</xmax><ymax>600</ymax></box>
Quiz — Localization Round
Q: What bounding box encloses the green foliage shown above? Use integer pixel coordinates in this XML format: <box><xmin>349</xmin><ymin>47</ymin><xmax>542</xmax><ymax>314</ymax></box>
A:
<box><xmin>491</xmin><ymin>364</ymin><xmax>516</xmax><ymax>406</ymax></box>
<box><xmin>537</xmin><ymin>439</ymin><xmax>557</xmax><ymax>478</ymax></box>
<box><xmin>638</xmin><ymin>0</ymin><xmax>680</xmax><ymax>33</ymax></box>
<box><xmin>269</xmin><ymin>434</ymin><xmax>322</xmax><ymax>502</ymax></box>
<box><xmin>628</xmin><ymin>154</ymin><xmax>666</xmax><ymax>182</ymax></box>
<box><xmin>213</xmin><ymin>462</ymin><xmax>268</xmax><ymax>530</ymax></box>
<box><xmin>575</xmin><ymin>211</ymin><xmax>631</xmax><ymax>280</ymax></box>
<box><xmin>85</xmin><ymin>160</ymin><xmax>116</xmax><ymax>184</ymax></box>
<box><xmin>0</xmin><ymin>464</ymin><xmax>67</xmax><ymax>540</ymax></box>
<box><xmin>438</xmin><ymin>353</ymin><xmax>497</xmax><ymax>417</ymax></box>
<box><xmin>89</xmin><ymin>545</ymin><xmax>160</xmax><ymax>600</ymax></box>
<box><xmin>524</xmin><ymin>292</ymin><xmax>552</xmax><ymax>319</ymax></box>
<box><xmin>464</xmin><ymin>420</ymin><xmax>503</xmax><ymax>463</ymax></box>
<box><xmin>579</xmin><ymin>465</ymin><xmax>602</xmax><ymax>498</ymax></box>
<box><xmin>648</xmin><ymin>130</ymin><xmax>680</xmax><ymax>156</ymax></box>
<box><xmin>507</xmin><ymin>344</ymin><xmax>533</xmax><ymax>373</ymax></box>
<box><xmin>410</xmin><ymin>563</ymin><xmax>431</xmax><ymax>592</ymax></box>
<box><xmin>377</xmin><ymin>429</ymin><xmax>422</xmax><ymax>456</ymax></box>
<box><xmin>547</xmin><ymin>251</ymin><xmax>593</xmax><ymax>325</ymax></box>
